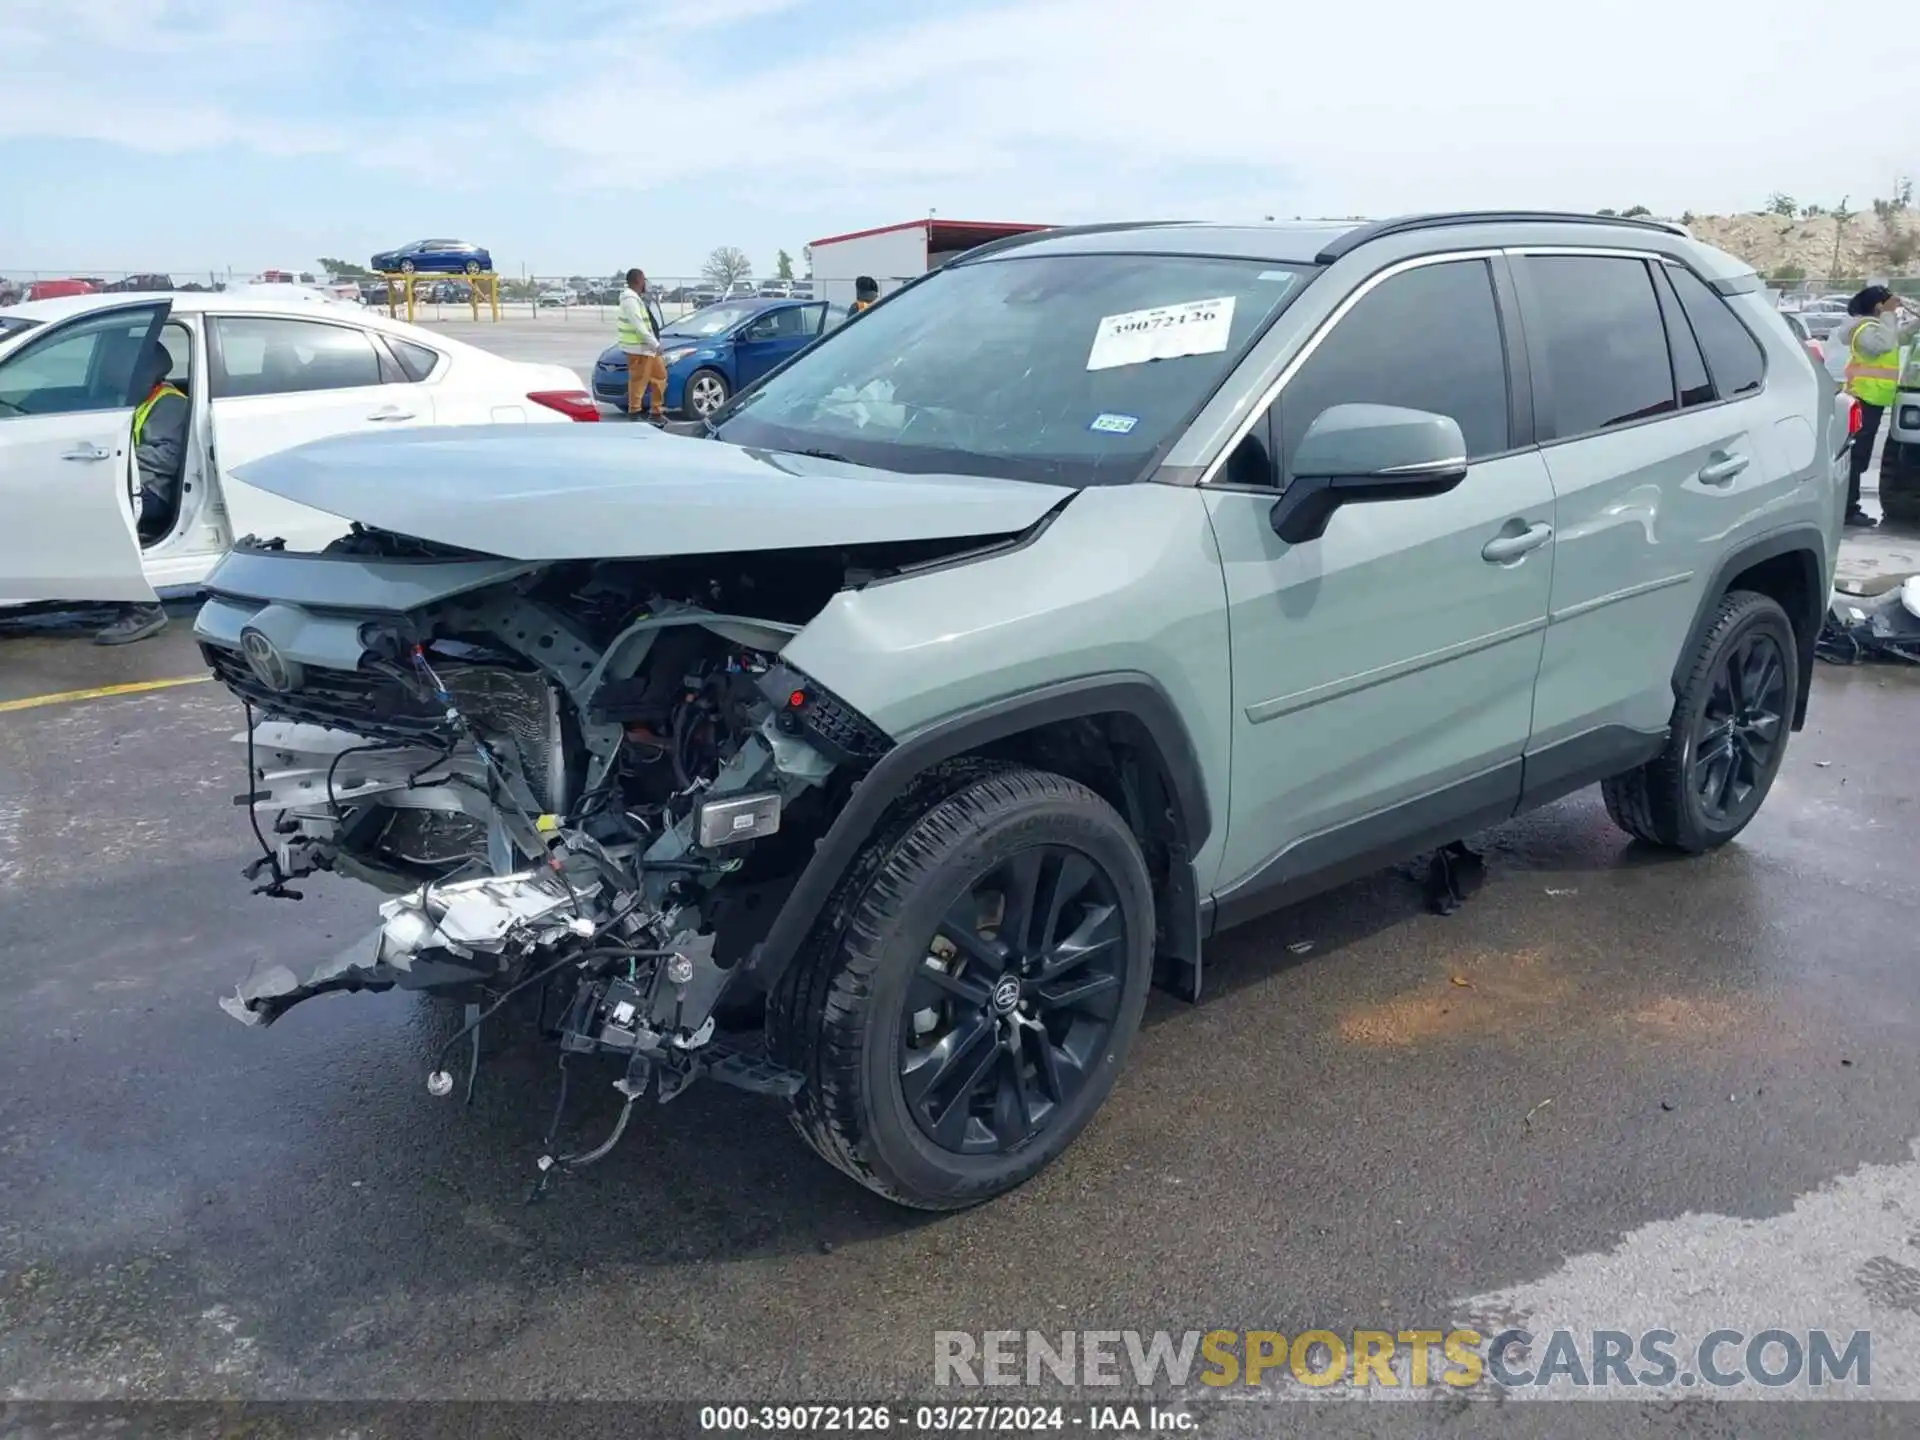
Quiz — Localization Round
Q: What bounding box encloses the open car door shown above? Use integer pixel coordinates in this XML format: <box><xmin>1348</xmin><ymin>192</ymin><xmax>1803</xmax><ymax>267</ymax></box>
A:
<box><xmin>206</xmin><ymin>312</ymin><xmax>435</xmax><ymax>554</ymax></box>
<box><xmin>0</xmin><ymin>301</ymin><xmax>169</xmax><ymax>604</ymax></box>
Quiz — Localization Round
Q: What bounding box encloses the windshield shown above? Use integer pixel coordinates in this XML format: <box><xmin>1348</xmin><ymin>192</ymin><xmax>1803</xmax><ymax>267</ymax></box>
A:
<box><xmin>714</xmin><ymin>253</ymin><xmax>1309</xmax><ymax>485</ymax></box>
<box><xmin>666</xmin><ymin>302</ymin><xmax>762</xmax><ymax>337</ymax></box>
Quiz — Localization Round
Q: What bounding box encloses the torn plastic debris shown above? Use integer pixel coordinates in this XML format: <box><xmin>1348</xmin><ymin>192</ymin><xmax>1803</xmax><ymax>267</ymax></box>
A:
<box><xmin>220</xmin><ymin>869</ymin><xmax>592</xmax><ymax>1028</ymax></box>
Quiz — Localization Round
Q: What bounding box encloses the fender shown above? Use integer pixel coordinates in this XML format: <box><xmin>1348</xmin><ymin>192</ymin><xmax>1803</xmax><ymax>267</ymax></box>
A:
<box><xmin>742</xmin><ymin>672</ymin><xmax>1213</xmax><ymax>997</ymax></box>
<box><xmin>1674</xmin><ymin>524</ymin><xmax>1828</xmax><ymax>731</ymax></box>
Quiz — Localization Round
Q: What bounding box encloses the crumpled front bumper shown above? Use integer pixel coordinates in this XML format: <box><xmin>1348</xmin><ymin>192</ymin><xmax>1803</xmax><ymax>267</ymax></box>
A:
<box><xmin>221</xmin><ymin>870</ymin><xmax>587</xmax><ymax>1027</ymax></box>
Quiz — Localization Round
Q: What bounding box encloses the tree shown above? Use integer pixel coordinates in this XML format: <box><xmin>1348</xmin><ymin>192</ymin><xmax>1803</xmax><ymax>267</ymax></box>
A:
<box><xmin>1802</xmin><ymin>203</ymin><xmax>1825</xmax><ymax>218</ymax></box>
<box><xmin>1680</xmin><ymin>211</ymin><xmax>1696</xmax><ymax>226</ymax></box>
<box><xmin>1830</xmin><ymin>196</ymin><xmax>1856</xmax><ymax>279</ymax></box>
<box><xmin>775</xmin><ymin>249</ymin><xmax>795</xmax><ymax>281</ymax></box>
<box><xmin>320</xmin><ymin>257</ymin><xmax>372</xmax><ymax>278</ymax></box>
<box><xmin>1622</xmin><ymin>204</ymin><xmax>1651</xmax><ymax>218</ymax></box>
<box><xmin>802</xmin><ymin>244</ymin><xmax>813</xmax><ymax>279</ymax></box>
<box><xmin>1766</xmin><ymin>192</ymin><xmax>1797</xmax><ymax>217</ymax></box>
<box><xmin>1773</xmin><ymin>263</ymin><xmax>1807</xmax><ymax>283</ymax></box>
<box><xmin>702</xmin><ymin>246</ymin><xmax>752</xmax><ymax>290</ymax></box>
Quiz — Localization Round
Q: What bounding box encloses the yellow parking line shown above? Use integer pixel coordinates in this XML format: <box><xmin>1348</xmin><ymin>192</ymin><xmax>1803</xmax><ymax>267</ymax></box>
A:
<box><xmin>0</xmin><ymin>675</ymin><xmax>212</xmax><ymax>714</ymax></box>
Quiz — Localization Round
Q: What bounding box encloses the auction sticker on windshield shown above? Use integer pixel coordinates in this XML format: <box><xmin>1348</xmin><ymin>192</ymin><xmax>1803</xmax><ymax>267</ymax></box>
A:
<box><xmin>1087</xmin><ymin>296</ymin><xmax>1236</xmax><ymax>372</ymax></box>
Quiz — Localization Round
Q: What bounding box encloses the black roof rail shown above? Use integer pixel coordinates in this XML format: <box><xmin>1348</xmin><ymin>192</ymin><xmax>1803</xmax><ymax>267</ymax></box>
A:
<box><xmin>952</xmin><ymin>220</ymin><xmax>1195</xmax><ymax>265</ymax></box>
<box><xmin>1313</xmin><ymin>210</ymin><xmax>1690</xmax><ymax>265</ymax></box>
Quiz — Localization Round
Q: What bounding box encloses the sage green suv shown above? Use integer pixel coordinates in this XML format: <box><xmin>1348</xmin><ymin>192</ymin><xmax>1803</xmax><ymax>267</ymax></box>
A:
<box><xmin>197</xmin><ymin>212</ymin><xmax>1845</xmax><ymax>1209</ymax></box>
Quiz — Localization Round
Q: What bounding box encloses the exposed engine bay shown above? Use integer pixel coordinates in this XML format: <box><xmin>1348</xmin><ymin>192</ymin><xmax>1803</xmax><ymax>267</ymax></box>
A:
<box><xmin>198</xmin><ymin>525</ymin><xmax>960</xmax><ymax>1192</ymax></box>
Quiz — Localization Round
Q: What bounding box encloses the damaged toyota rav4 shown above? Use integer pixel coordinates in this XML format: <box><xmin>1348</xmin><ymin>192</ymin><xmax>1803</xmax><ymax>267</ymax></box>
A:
<box><xmin>198</xmin><ymin>214</ymin><xmax>1843</xmax><ymax>1208</ymax></box>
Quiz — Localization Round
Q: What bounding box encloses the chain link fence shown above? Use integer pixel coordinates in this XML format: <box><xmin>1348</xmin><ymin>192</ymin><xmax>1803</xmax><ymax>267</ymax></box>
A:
<box><xmin>0</xmin><ymin>268</ymin><xmax>816</xmax><ymax>322</ymax></box>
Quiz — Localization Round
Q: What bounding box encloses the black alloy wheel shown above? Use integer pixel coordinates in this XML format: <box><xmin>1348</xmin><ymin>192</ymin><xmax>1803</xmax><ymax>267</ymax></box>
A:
<box><xmin>900</xmin><ymin>846</ymin><xmax>1127</xmax><ymax>1155</ymax></box>
<box><xmin>1689</xmin><ymin>629</ymin><xmax>1786</xmax><ymax>825</ymax></box>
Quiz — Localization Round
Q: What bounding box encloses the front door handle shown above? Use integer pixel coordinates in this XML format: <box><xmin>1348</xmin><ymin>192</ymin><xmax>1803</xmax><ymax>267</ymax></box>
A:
<box><xmin>62</xmin><ymin>443</ymin><xmax>113</xmax><ymax>462</ymax></box>
<box><xmin>366</xmin><ymin>407</ymin><xmax>417</xmax><ymax>422</ymax></box>
<box><xmin>1481</xmin><ymin>522</ymin><xmax>1554</xmax><ymax>564</ymax></box>
<box><xmin>1697</xmin><ymin>452</ymin><xmax>1748</xmax><ymax>486</ymax></box>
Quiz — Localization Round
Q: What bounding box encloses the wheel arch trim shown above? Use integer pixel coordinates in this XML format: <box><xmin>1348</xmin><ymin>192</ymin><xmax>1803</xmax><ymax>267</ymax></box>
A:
<box><xmin>742</xmin><ymin>671</ymin><xmax>1213</xmax><ymax>993</ymax></box>
<box><xmin>1676</xmin><ymin>524</ymin><xmax>1828</xmax><ymax>731</ymax></box>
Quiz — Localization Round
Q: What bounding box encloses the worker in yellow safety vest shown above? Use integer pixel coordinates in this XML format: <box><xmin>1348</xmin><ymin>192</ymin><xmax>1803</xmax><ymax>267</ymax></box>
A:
<box><xmin>1838</xmin><ymin>285</ymin><xmax>1919</xmax><ymax>529</ymax></box>
<box><xmin>96</xmin><ymin>345</ymin><xmax>190</xmax><ymax>646</ymax></box>
<box><xmin>618</xmin><ymin>268</ymin><xmax>668</xmax><ymax>423</ymax></box>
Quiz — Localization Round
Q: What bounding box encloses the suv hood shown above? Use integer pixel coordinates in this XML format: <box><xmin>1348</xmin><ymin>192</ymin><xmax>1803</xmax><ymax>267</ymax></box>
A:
<box><xmin>229</xmin><ymin>425</ymin><xmax>1072</xmax><ymax>560</ymax></box>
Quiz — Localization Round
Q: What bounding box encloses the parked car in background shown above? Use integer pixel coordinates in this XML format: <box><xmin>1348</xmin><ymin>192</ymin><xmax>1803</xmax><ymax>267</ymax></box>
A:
<box><xmin>592</xmin><ymin>296</ymin><xmax>848</xmax><ymax>418</ymax></box>
<box><xmin>537</xmin><ymin>289</ymin><xmax>572</xmax><ymax>308</ymax></box>
<box><xmin>758</xmin><ymin>280</ymin><xmax>793</xmax><ymax>298</ymax></box>
<box><xmin>25</xmin><ymin>278</ymin><xmax>98</xmax><ymax>302</ymax></box>
<box><xmin>0</xmin><ymin>290</ymin><xmax>599</xmax><ymax>609</ymax></box>
<box><xmin>1781</xmin><ymin>310</ymin><xmax>1828</xmax><ymax>370</ymax></box>
<box><xmin>101</xmin><ymin>273</ymin><xmax>176</xmax><ymax>293</ymax></box>
<box><xmin>370</xmin><ymin>239</ymin><xmax>493</xmax><ymax>275</ymax></box>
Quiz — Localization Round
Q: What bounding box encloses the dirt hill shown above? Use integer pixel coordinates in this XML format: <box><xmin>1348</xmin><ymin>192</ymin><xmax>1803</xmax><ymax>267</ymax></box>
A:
<box><xmin>1682</xmin><ymin>211</ymin><xmax>1920</xmax><ymax>283</ymax></box>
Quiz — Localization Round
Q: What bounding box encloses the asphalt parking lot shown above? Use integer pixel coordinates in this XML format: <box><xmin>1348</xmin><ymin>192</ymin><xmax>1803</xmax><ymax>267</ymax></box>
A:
<box><xmin>409</xmin><ymin>309</ymin><xmax>617</xmax><ymax>384</ymax></box>
<box><xmin>5</xmin><ymin>618</ymin><xmax>1920</xmax><ymax>1431</ymax></box>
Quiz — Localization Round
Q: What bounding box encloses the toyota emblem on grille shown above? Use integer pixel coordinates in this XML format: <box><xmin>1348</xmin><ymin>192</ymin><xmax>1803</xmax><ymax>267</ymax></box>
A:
<box><xmin>239</xmin><ymin>628</ymin><xmax>301</xmax><ymax>693</ymax></box>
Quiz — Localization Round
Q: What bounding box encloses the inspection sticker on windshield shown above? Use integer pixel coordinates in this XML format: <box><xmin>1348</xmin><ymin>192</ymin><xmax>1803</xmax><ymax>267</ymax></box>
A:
<box><xmin>1086</xmin><ymin>295</ymin><xmax>1236</xmax><ymax>371</ymax></box>
<box><xmin>1089</xmin><ymin>412</ymin><xmax>1139</xmax><ymax>434</ymax></box>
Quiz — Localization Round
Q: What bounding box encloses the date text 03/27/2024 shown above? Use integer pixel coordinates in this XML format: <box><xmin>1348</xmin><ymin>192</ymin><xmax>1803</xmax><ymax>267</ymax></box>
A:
<box><xmin>698</xmin><ymin>1404</ymin><xmax>1196</xmax><ymax>1432</ymax></box>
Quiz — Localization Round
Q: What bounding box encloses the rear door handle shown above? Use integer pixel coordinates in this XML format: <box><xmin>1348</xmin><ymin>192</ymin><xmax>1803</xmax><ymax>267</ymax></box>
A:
<box><xmin>1697</xmin><ymin>453</ymin><xmax>1748</xmax><ymax>486</ymax></box>
<box><xmin>62</xmin><ymin>443</ymin><xmax>113</xmax><ymax>462</ymax></box>
<box><xmin>1482</xmin><ymin>522</ymin><xmax>1554</xmax><ymax>564</ymax></box>
<box><xmin>366</xmin><ymin>407</ymin><xmax>417</xmax><ymax>422</ymax></box>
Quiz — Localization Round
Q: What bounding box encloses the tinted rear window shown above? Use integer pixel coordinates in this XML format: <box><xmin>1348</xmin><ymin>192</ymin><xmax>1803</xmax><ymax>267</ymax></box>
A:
<box><xmin>389</xmin><ymin>337</ymin><xmax>440</xmax><ymax>382</ymax></box>
<box><xmin>1665</xmin><ymin>263</ymin><xmax>1765</xmax><ymax>399</ymax></box>
<box><xmin>1522</xmin><ymin>256</ymin><xmax>1675</xmax><ymax>438</ymax></box>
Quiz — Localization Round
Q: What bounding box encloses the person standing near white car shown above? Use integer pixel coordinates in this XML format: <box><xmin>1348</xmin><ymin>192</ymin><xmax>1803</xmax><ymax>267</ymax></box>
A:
<box><xmin>617</xmin><ymin>268</ymin><xmax>667</xmax><ymax>423</ymax></box>
<box><xmin>96</xmin><ymin>344</ymin><xmax>189</xmax><ymax>644</ymax></box>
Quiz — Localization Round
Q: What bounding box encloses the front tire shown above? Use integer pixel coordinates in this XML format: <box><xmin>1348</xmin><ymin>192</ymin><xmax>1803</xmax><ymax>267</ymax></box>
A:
<box><xmin>464</xmin><ymin>259</ymin><xmax>481</xmax><ymax>275</ymax></box>
<box><xmin>771</xmin><ymin>766</ymin><xmax>1154</xmax><ymax>1210</ymax></box>
<box><xmin>1602</xmin><ymin>590</ymin><xmax>1798</xmax><ymax>853</ymax></box>
<box><xmin>399</xmin><ymin>259</ymin><xmax>416</xmax><ymax>274</ymax></box>
<box><xmin>684</xmin><ymin>368</ymin><xmax>729</xmax><ymax>419</ymax></box>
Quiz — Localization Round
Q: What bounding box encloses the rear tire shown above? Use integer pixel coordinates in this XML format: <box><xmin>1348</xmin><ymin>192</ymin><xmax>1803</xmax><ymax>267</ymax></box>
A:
<box><xmin>1602</xmin><ymin>590</ymin><xmax>1797</xmax><ymax>852</ymax></box>
<box><xmin>769</xmin><ymin>765</ymin><xmax>1154</xmax><ymax>1210</ymax></box>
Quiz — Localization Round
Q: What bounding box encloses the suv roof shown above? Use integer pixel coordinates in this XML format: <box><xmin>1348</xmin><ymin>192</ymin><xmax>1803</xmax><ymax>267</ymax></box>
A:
<box><xmin>962</xmin><ymin>210</ymin><xmax>1700</xmax><ymax>263</ymax></box>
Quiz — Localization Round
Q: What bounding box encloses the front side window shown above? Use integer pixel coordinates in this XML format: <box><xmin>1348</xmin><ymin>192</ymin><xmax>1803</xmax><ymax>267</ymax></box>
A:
<box><xmin>1271</xmin><ymin>259</ymin><xmax>1510</xmax><ymax>488</ymax></box>
<box><xmin>667</xmin><ymin>302</ymin><xmax>761</xmax><ymax>338</ymax></box>
<box><xmin>1665</xmin><ymin>263</ymin><xmax>1764</xmax><ymax>399</ymax></box>
<box><xmin>743</xmin><ymin>305</ymin><xmax>818</xmax><ymax>341</ymax></box>
<box><xmin>716</xmin><ymin>253</ymin><xmax>1310</xmax><ymax>486</ymax></box>
<box><xmin>212</xmin><ymin>316</ymin><xmax>384</xmax><ymax>398</ymax></box>
<box><xmin>0</xmin><ymin>305</ymin><xmax>162</xmax><ymax>418</ymax></box>
<box><xmin>1522</xmin><ymin>256</ymin><xmax>1675</xmax><ymax>439</ymax></box>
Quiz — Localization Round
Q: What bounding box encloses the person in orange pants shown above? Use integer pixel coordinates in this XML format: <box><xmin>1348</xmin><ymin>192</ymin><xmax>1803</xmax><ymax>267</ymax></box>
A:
<box><xmin>617</xmin><ymin>268</ymin><xmax>668</xmax><ymax>421</ymax></box>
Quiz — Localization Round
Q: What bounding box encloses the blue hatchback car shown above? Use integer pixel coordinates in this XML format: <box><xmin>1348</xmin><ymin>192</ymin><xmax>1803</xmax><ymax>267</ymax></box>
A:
<box><xmin>369</xmin><ymin>239</ymin><xmax>493</xmax><ymax>275</ymax></box>
<box><xmin>593</xmin><ymin>297</ymin><xmax>847</xmax><ymax>418</ymax></box>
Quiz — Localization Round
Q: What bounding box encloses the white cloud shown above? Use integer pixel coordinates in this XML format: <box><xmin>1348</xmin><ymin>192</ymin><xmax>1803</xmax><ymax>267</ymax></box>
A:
<box><xmin>0</xmin><ymin>0</ymin><xmax>1902</xmax><ymax>234</ymax></box>
<box><xmin>510</xmin><ymin>0</ymin><xmax>1899</xmax><ymax>218</ymax></box>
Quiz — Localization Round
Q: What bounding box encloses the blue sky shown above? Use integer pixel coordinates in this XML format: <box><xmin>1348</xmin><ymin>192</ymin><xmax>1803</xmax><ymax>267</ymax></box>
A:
<box><xmin>0</xmin><ymin>0</ymin><xmax>1897</xmax><ymax>282</ymax></box>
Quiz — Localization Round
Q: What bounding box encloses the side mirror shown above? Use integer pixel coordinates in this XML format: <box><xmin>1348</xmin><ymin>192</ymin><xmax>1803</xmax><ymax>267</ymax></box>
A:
<box><xmin>1269</xmin><ymin>403</ymin><xmax>1469</xmax><ymax>544</ymax></box>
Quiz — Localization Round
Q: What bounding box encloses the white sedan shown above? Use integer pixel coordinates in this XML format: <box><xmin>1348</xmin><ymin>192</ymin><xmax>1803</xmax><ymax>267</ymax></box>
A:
<box><xmin>0</xmin><ymin>291</ymin><xmax>601</xmax><ymax>608</ymax></box>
